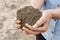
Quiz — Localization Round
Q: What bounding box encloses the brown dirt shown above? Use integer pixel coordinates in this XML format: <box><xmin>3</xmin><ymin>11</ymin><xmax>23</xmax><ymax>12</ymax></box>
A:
<box><xmin>17</xmin><ymin>6</ymin><xmax>42</xmax><ymax>29</ymax></box>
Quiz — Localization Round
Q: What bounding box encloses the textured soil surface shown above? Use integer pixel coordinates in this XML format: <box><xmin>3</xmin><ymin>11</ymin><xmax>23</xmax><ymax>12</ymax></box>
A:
<box><xmin>17</xmin><ymin>6</ymin><xmax>42</xmax><ymax>29</ymax></box>
<box><xmin>0</xmin><ymin>0</ymin><xmax>36</xmax><ymax>40</ymax></box>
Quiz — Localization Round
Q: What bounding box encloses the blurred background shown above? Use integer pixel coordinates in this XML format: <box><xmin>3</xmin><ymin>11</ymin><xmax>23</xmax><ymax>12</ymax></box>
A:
<box><xmin>0</xmin><ymin>0</ymin><xmax>35</xmax><ymax>40</ymax></box>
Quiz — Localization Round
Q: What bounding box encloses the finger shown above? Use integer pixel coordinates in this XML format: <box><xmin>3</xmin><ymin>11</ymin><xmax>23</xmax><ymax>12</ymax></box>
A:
<box><xmin>25</xmin><ymin>23</ymin><xmax>44</xmax><ymax>31</ymax></box>
<box><xmin>43</xmin><ymin>18</ymin><xmax>50</xmax><ymax>30</ymax></box>
<box><xmin>36</xmin><ymin>17</ymin><xmax>46</xmax><ymax>27</ymax></box>
<box><xmin>16</xmin><ymin>24</ymin><xmax>21</xmax><ymax>29</ymax></box>
<box><xmin>36</xmin><ymin>19</ymin><xmax>50</xmax><ymax>32</ymax></box>
<box><xmin>33</xmin><ymin>24</ymin><xmax>38</xmax><ymax>28</ymax></box>
<box><xmin>35</xmin><ymin>14</ymin><xmax>48</xmax><ymax>27</ymax></box>
<box><xmin>16</xmin><ymin>20</ymin><xmax>21</xmax><ymax>24</ymax></box>
<box><xmin>25</xmin><ymin>23</ymin><xmax>46</xmax><ymax>32</ymax></box>
<box><xmin>15</xmin><ymin>17</ymin><xmax>17</xmax><ymax>21</ymax></box>
<box><xmin>25</xmin><ymin>23</ymin><xmax>37</xmax><ymax>31</ymax></box>
<box><xmin>18</xmin><ymin>29</ymin><xmax>23</xmax><ymax>32</ymax></box>
<box><xmin>23</xmin><ymin>27</ymin><xmax>40</xmax><ymax>35</ymax></box>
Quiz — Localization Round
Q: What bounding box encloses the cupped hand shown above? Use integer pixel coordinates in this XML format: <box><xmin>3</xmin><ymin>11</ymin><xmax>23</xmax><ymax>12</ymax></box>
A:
<box><xmin>22</xmin><ymin>10</ymin><xmax>52</xmax><ymax>35</ymax></box>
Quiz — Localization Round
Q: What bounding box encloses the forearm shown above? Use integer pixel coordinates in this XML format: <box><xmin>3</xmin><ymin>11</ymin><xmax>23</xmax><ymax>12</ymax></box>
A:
<box><xmin>46</xmin><ymin>8</ymin><xmax>60</xmax><ymax>19</ymax></box>
<box><xmin>52</xmin><ymin>9</ymin><xmax>60</xmax><ymax>19</ymax></box>
<box><xmin>30</xmin><ymin>0</ymin><xmax>45</xmax><ymax>9</ymax></box>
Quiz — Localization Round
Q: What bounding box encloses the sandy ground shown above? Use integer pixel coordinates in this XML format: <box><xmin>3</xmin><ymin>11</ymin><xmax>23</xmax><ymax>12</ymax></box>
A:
<box><xmin>0</xmin><ymin>0</ymin><xmax>35</xmax><ymax>40</ymax></box>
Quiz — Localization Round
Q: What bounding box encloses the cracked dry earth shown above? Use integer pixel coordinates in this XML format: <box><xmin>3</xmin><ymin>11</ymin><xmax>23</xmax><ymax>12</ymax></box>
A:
<box><xmin>0</xmin><ymin>0</ymin><xmax>36</xmax><ymax>40</ymax></box>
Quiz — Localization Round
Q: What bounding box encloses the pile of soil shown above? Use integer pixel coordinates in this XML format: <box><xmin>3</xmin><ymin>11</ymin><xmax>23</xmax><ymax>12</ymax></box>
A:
<box><xmin>17</xmin><ymin>6</ymin><xmax>42</xmax><ymax>29</ymax></box>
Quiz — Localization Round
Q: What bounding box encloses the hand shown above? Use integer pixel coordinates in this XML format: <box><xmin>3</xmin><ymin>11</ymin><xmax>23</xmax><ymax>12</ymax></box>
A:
<box><xmin>15</xmin><ymin>18</ymin><xmax>21</xmax><ymax>29</ymax></box>
<box><xmin>35</xmin><ymin>10</ymin><xmax>52</xmax><ymax>27</ymax></box>
<box><xmin>22</xmin><ymin>10</ymin><xmax>52</xmax><ymax>35</ymax></box>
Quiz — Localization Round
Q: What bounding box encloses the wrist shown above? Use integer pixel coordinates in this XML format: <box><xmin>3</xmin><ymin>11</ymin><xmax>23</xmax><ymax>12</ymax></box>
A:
<box><xmin>43</xmin><ymin>10</ymin><xmax>53</xmax><ymax>19</ymax></box>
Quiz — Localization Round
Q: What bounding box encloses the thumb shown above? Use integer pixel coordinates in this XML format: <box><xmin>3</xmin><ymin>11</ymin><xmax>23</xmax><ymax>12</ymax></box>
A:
<box><xmin>33</xmin><ymin>16</ymin><xmax>46</xmax><ymax>28</ymax></box>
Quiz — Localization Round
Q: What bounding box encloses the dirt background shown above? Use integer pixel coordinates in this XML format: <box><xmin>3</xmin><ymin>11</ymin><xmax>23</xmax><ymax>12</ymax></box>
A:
<box><xmin>0</xmin><ymin>0</ymin><xmax>35</xmax><ymax>40</ymax></box>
